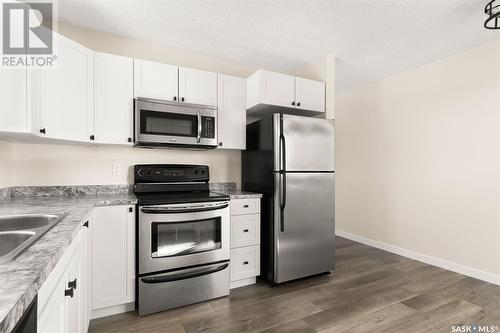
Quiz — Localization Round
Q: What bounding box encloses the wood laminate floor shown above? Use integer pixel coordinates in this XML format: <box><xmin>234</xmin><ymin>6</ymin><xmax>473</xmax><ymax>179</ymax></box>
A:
<box><xmin>89</xmin><ymin>237</ymin><xmax>500</xmax><ymax>333</ymax></box>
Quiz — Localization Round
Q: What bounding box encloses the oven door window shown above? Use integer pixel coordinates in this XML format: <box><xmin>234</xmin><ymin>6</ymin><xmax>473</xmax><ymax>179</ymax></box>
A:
<box><xmin>151</xmin><ymin>218</ymin><xmax>221</xmax><ymax>258</ymax></box>
<box><xmin>140</xmin><ymin>110</ymin><xmax>197</xmax><ymax>137</ymax></box>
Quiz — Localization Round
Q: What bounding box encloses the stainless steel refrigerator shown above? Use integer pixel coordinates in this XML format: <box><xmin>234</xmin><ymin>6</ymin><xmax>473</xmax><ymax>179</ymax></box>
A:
<box><xmin>242</xmin><ymin>113</ymin><xmax>335</xmax><ymax>284</ymax></box>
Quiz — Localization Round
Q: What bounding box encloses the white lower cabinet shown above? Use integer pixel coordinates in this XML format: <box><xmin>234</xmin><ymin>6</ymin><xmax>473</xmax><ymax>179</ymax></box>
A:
<box><xmin>37</xmin><ymin>204</ymin><xmax>134</xmax><ymax>332</ymax></box>
<box><xmin>230</xmin><ymin>246</ymin><xmax>260</xmax><ymax>282</ymax></box>
<box><xmin>91</xmin><ymin>205</ymin><xmax>135</xmax><ymax>317</ymax></box>
<box><xmin>38</xmin><ymin>223</ymin><xmax>88</xmax><ymax>333</ymax></box>
<box><xmin>230</xmin><ymin>198</ymin><xmax>261</xmax><ymax>289</ymax></box>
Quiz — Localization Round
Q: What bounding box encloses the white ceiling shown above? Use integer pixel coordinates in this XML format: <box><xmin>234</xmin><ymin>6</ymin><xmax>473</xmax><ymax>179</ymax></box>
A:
<box><xmin>57</xmin><ymin>0</ymin><xmax>499</xmax><ymax>93</ymax></box>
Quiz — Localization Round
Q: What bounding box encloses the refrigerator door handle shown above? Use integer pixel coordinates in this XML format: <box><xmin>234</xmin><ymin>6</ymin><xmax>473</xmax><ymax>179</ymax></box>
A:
<box><xmin>279</xmin><ymin>173</ymin><xmax>286</xmax><ymax>232</ymax></box>
<box><xmin>279</xmin><ymin>115</ymin><xmax>287</xmax><ymax>232</ymax></box>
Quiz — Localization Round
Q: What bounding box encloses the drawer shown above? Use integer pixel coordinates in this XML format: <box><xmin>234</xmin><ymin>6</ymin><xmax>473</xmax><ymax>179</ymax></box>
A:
<box><xmin>231</xmin><ymin>198</ymin><xmax>260</xmax><ymax>216</ymax></box>
<box><xmin>231</xmin><ymin>214</ymin><xmax>260</xmax><ymax>248</ymax></box>
<box><xmin>230</xmin><ymin>245</ymin><xmax>260</xmax><ymax>281</ymax></box>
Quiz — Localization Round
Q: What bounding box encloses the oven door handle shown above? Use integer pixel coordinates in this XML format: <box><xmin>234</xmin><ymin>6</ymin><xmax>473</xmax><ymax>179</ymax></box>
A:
<box><xmin>140</xmin><ymin>202</ymin><xmax>229</xmax><ymax>214</ymax></box>
<box><xmin>140</xmin><ymin>262</ymin><xmax>229</xmax><ymax>284</ymax></box>
<box><xmin>196</xmin><ymin>109</ymin><xmax>202</xmax><ymax>143</ymax></box>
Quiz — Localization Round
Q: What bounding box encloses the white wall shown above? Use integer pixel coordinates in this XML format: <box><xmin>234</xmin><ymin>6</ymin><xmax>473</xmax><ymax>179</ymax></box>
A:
<box><xmin>10</xmin><ymin>143</ymin><xmax>240</xmax><ymax>186</ymax></box>
<box><xmin>0</xmin><ymin>140</ymin><xmax>12</xmax><ymax>188</ymax></box>
<box><xmin>4</xmin><ymin>22</ymin><xmax>257</xmax><ymax>188</ymax></box>
<box><xmin>336</xmin><ymin>40</ymin><xmax>500</xmax><ymax>278</ymax></box>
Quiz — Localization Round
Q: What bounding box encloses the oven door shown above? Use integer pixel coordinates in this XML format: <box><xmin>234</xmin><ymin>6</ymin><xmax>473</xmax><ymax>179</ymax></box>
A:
<box><xmin>134</xmin><ymin>98</ymin><xmax>217</xmax><ymax>147</ymax></box>
<box><xmin>138</xmin><ymin>201</ymin><xmax>230</xmax><ymax>275</ymax></box>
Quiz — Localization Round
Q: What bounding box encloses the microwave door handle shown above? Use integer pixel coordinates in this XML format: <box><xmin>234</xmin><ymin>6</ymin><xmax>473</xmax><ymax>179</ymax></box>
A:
<box><xmin>197</xmin><ymin>110</ymin><xmax>202</xmax><ymax>143</ymax></box>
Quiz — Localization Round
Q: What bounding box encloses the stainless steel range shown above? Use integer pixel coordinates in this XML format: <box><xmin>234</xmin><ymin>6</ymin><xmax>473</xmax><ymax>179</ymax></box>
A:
<box><xmin>134</xmin><ymin>164</ymin><xmax>230</xmax><ymax>316</ymax></box>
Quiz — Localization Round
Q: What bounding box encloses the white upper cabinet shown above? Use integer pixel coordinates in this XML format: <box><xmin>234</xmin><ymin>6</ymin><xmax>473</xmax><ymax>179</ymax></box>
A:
<box><xmin>295</xmin><ymin>77</ymin><xmax>325</xmax><ymax>113</ymax></box>
<box><xmin>178</xmin><ymin>67</ymin><xmax>217</xmax><ymax>106</ymax></box>
<box><xmin>93</xmin><ymin>52</ymin><xmax>134</xmax><ymax>144</ymax></box>
<box><xmin>28</xmin><ymin>33</ymin><xmax>93</xmax><ymax>142</ymax></box>
<box><xmin>133</xmin><ymin>59</ymin><xmax>178</xmax><ymax>101</ymax></box>
<box><xmin>258</xmin><ymin>70</ymin><xmax>295</xmax><ymax>109</ymax></box>
<box><xmin>217</xmin><ymin>74</ymin><xmax>246</xmax><ymax>150</ymax></box>
<box><xmin>0</xmin><ymin>67</ymin><xmax>27</xmax><ymax>133</ymax></box>
<box><xmin>247</xmin><ymin>70</ymin><xmax>325</xmax><ymax>116</ymax></box>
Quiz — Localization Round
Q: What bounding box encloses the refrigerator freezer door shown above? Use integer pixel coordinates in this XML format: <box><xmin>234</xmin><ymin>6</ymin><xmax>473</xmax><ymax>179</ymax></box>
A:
<box><xmin>274</xmin><ymin>172</ymin><xmax>335</xmax><ymax>283</ymax></box>
<box><xmin>273</xmin><ymin>114</ymin><xmax>334</xmax><ymax>172</ymax></box>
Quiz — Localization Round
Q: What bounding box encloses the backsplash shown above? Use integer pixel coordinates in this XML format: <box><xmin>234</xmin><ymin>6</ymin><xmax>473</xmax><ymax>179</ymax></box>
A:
<box><xmin>0</xmin><ymin>187</ymin><xmax>11</xmax><ymax>201</ymax></box>
<box><xmin>0</xmin><ymin>183</ymin><xmax>237</xmax><ymax>201</ymax></box>
<box><xmin>209</xmin><ymin>182</ymin><xmax>237</xmax><ymax>191</ymax></box>
<box><xmin>9</xmin><ymin>185</ymin><xmax>133</xmax><ymax>198</ymax></box>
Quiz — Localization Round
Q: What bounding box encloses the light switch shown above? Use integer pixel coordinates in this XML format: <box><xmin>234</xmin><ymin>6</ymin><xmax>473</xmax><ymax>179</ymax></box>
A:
<box><xmin>112</xmin><ymin>162</ymin><xmax>122</xmax><ymax>176</ymax></box>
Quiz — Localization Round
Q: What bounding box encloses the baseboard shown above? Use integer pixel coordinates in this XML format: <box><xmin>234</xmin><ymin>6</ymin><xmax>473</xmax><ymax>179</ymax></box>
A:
<box><xmin>336</xmin><ymin>230</ymin><xmax>500</xmax><ymax>286</ymax></box>
<box><xmin>230</xmin><ymin>277</ymin><xmax>256</xmax><ymax>289</ymax></box>
<box><xmin>91</xmin><ymin>302</ymin><xmax>135</xmax><ymax>320</ymax></box>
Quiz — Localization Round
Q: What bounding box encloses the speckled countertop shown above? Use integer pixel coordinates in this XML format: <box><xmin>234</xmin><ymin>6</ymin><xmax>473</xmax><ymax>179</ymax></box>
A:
<box><xmin>214</xmin><ymin>190</ymin><xmax>263</xmax><ymax>199</ymax></box>
<box><xmin>0</xmin><ymin>193</ymin><xmax>137</xmax><ymax>333</ymax></box>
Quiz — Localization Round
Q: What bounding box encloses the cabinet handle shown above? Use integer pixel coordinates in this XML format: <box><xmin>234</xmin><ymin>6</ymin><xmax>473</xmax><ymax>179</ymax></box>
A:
<box><xmin>129</xmin><ymin>207</ymin><xmax>133</xmax><ymax>213</ymax></box>
<box><xmin>219</xmin><ymin>142</ymin><xmax>223</xmax><ymax>147</ymax></box>
<box><xmin>297</xmin><ymin>102</ymin><xmax>301</xmax><ymax>107</ymax></box>
<box><xmin>243</xmin><ymin>204</ymin><xmax>249</xmax><ymax>208</ymax></box>
<box><xmin>90</xmin><ymin>135</ymin><xmax>95</xmax><ymax>141</ymax></box>
<box><xmin>243</xmin><ymin>261</ymin><xmax>249</xmax><ymax>265</ymax></box>
<box><xmin>39</xmin><ymin>128</ymin><xmax>46</xmax><ymax>134</ymax></box>
<box><xmin>64</xmin><ymin>287</ymin><xmax>74</xmax><ymax>298</ymax></box>
<box><xmin>291</xmin><ymin>101</ymin><xmax>295</xmax><ymax>106</ymax></box>
<box><xmin>127</xmin><ymin>138</ymin><xmax>132</xmax><ymax>143</ymax></box>
<box><xmin>173</xmin><ymin>96</ymin><xmax>177</xmax><ymax>101</ymax></box>
<box><xmin>68</xmin><ymin>278</ymin><xmax>77</xmax><ymax>290</ymax></box>
<box><xmin>181</xmin><ymin>97</ymin><xmax>185</xmax><ymax>102</ymax></box>
<box><xmin>243</xmin><ymin>229</ymin><xmax>249</xmax><ymax>233</ymax></box>
<box><xmin>83</xmin><ymin>220</ymin><xmax>89</xmax><ymax>228</ymax></box>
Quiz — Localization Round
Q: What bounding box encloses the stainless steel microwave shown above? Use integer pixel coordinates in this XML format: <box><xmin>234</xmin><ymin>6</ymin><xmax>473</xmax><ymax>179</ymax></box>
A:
<box><xmin>134</xmin><ymin>98</ymin><xmax>217</xmax><ymax>149</ymax></box>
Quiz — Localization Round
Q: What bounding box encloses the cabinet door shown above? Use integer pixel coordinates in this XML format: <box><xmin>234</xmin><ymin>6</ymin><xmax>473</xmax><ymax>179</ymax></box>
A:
<box><xmin>28</xmin><ymin>33</ymin><xmax>93</xmax><ymax>142</ymax></box>
<box><xmin>66</xmin><ymin>244</ymin><xmax>83</xmax><ymax>333</ymax></box>
<box><xmin>92</xmin><ymin>205</ymin><xmax>135</xmax><ymax>310</ymax></box>
<box><xmin>217</xmin><ymin>74</ymin><xmax>246</xmax><ymax>150</ymax></box>
<box><xmin>178</xmin><ymin>67</ymin><xmax>217</xmax><ymax>106</ymax></box>
<box><xmin>94</xmin><ymin>52</ymin><xmax>133</xmax><ymax>144</ymax></box>
<box><xmin>37</xmin><ymin>277</ymin><xmax>68</xmax><ymax>333</ymax></box>
<box><xmin>0</xmin><ymin>67</ymin><xmax>28</xmax><ymax>132</ymax></box>
<box><xmin>134</xmin><ymin>59</ymin><xmax>178</xmax><ymax>101</ymax></box>
<box><xmin>295</xmin><ymin>77</ymin><xmax>325</xmax><ymax>113</ymax></box>
<box><xmin>259</xmin><ymin>70</ymin><xmax>295</xmax><ymax>108</ymax></box>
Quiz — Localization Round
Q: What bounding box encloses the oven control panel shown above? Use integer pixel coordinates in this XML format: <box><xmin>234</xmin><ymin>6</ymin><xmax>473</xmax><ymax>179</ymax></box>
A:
<box><xmin>134</xmin><ymin>164</ymin><xmax>209</xmax><ymax>183</ymax></box>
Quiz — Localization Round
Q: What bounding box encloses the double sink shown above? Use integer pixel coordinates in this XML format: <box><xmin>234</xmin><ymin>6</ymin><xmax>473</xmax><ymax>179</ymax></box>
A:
<box><xmin>0</xmin><ymin>213</ymin><xmax>68</xmax><ymax>264</ymax></box>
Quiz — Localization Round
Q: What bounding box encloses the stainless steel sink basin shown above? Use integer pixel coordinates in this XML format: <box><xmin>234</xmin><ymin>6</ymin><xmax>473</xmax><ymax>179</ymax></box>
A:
<box><xmin>0</xmin><ymin>231</ymin><xmax>36</xmax><ymax>257</ymax></box>
<box><xmin>0</xmin><ymin>213</ymin><xmax>68</xmax><ymax>263</ymax></box>
<box><xmin>0</xmin><ymin>214</ymin><xmax>61</xmax><ymax>232</ymax></box>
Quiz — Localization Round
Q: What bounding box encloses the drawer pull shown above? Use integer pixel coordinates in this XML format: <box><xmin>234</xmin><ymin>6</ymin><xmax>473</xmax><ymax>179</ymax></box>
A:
<box><xmin>243</xmin><ymin>261</ymin><xmax>249</xmax><ymax>265</ymax></box>
<box><xmin>243</xmin><ymin>229</ymin><xmax>249</xmax><ymax>233</ymax></box>
<box><xmin>243</xmin><ymin>204</ymin><xmax>249</xmax><ymax>208</ymax></box>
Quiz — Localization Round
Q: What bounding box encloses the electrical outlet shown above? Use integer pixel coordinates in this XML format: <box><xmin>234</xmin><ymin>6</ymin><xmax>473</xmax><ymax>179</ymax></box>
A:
<box><xmin>112</xmin><ymin>162</ymin><xmax>122</xmax><ymax>176</ymax></box>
